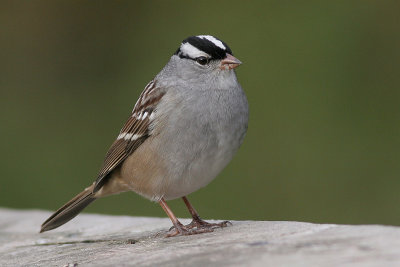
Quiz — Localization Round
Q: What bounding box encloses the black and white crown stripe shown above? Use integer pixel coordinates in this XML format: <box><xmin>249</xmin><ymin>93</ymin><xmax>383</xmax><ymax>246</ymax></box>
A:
<box><xmin>197</xmin><ymin>35</ymin><xmax>226</xmax><ymax>50</ymax></box>
<box><xmin>175</xmin><ymin>35</ymin><xmax>233</xmax><ymax>60</ymax></box>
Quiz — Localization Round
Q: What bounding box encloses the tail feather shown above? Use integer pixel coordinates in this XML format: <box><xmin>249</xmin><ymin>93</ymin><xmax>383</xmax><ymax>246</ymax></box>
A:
<box><xmin>40</xmin><ymin>184</ymin><xmax>96</xmax><ymax>233</ymax></box>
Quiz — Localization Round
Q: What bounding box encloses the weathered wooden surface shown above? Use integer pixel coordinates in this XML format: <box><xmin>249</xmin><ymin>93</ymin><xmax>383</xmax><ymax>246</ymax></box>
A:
<box><xmin>1</xmin><ymin>208</ymin><xmax>400</xmax><ymax>266</ymax></box>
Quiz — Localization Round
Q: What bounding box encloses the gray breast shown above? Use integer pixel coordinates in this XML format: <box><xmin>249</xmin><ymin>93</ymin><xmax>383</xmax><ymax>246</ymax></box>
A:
<box><xmin>155</xmin><ymin>85</ymin><xmax>248</xmax><ymax>199</ymax></box>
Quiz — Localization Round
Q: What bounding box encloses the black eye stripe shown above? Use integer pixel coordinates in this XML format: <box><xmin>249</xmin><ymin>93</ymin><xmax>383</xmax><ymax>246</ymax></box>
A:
<box><xmin>178</xmin><ymin>54</ymin><xmax>194</xmax><ymax>60</ymax></box>
<box><xmin>177</xmin><ymin>54</ymin><xmax>211</xmax><ymax>62</ymax></box>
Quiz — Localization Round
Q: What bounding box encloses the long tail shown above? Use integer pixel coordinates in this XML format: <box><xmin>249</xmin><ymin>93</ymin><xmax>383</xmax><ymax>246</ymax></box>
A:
<box><xmin>40</xmin><ymin>184</ymin><xmax>96</xmax><ymax>233</ymax></box>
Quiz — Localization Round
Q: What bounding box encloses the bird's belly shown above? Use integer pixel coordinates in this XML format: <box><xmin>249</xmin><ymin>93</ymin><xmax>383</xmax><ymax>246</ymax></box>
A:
<box><xmin>162</xmin><ymin>144</ymin><xmax>235</xmax><ymax>200</ymax></box>
<box><xmin>161</xmin><ymin>121</ymin><xmax>244</xmax><ymax>200</ymax></box>
<box><xmin>115</xmin><ymin>131</ymin><xmax>235</xmax><ymax>201</ymax></box>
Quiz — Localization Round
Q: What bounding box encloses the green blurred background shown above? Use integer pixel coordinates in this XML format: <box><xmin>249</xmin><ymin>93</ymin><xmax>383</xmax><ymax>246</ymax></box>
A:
<box><xmin>1</xmin><ymin>1</ymin><xmax>400</xmax><ymax>226</ymax></box>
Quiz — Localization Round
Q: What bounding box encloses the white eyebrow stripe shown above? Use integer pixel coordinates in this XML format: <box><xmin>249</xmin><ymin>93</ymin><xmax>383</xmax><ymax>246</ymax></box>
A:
<box><xmin>180</xmin><ymin>42</ymin><xmax>210</xmax><ymax>58</ymax></box>
<box><xmin>197</xmin><ymin>35</ymin><xmax>226</xmax><ymax>50</ymax></box>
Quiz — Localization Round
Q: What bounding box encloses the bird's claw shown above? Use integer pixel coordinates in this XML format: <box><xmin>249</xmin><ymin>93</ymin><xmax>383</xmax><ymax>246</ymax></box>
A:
<box><xmin>166</xmin><ymin>219</ymin><xmax>231</xmax><ymax>237</ymax></box>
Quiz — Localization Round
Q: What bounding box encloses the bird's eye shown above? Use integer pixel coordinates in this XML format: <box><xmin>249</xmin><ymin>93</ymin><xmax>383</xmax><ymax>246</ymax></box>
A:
<box><xmin>195</xmin><ymin>56</ymin><xmax>209</xmax><ymax>65</ymax></box>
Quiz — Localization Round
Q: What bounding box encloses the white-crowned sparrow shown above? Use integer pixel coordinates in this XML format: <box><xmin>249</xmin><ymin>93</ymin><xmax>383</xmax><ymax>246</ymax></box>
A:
<box><xmin>40</xmin><ymin>35</ymin><xmax>249</xmax><ymax>237</ymax></box>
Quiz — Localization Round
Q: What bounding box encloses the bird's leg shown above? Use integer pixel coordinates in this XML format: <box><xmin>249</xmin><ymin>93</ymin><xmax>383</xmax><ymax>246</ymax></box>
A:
<box><xmin>182</xmin><ymin>196</ymin><xmax>232</xmax><ymax>230</ymax></box>
<box><xmin>159</xmin><ymin>198</ymin><xmax>211</xmax><ymax>237</ymax></box>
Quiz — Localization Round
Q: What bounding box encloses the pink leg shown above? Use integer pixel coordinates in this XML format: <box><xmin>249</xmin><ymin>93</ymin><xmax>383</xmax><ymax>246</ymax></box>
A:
<box><xmin>181</xmin><ymin>196</ymin><xmax>232</xmax><ymax>230</ymax></box>
<box><xmin>159</xmin><ymin>198</ymin><xmax>213</xmax><ymax>237</ymax></box>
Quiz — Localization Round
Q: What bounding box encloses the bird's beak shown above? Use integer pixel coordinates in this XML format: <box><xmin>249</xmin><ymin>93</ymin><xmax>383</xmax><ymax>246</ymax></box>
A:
<box><xmin>220</xmin><ymin>54</ymin><xmax>242</xmax><ymax>70</ymax></box>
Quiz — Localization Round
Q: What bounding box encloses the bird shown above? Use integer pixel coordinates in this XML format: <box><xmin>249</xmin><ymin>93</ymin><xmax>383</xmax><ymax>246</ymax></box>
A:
<box><xmin>40</xmin><ymin>35</ymin><xmax>249</xmax><ymax>237</ymax></box>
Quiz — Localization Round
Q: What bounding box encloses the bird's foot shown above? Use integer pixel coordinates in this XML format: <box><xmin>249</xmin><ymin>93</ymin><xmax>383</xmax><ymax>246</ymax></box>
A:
<box><xmin>166</xmin><ymin>221</ymin><xmax>213</xmax><ymax>237</ymax></box>
<box><xmin>186</xmin><ymin>217</ymin><xmax>232</xmax><ymax>230</ymax></box>
<box><xmin>167</xmin><ymin>217</ymin><xmax>231</xmax><ymax>237</ymax></box>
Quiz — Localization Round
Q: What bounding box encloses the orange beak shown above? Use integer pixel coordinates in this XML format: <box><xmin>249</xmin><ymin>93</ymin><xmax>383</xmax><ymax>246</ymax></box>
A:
<box><xmin>220</xmin><ymin>54</ymin><xmax>242</xmax><ymax>70</ymax></box>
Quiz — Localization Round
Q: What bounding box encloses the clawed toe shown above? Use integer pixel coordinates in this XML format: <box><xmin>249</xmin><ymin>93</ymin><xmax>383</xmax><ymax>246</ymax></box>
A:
<box><xmin>168</xmin><ymin>218</ymin><xmax>232</xmax><ymax>235</ymax></box>
<box><xmin>166</xmin><ymin>224</ymin><xmax>213</xmax><ymax>237</ymax></box>
<box><xmin>191</xmin><ymin>218</ymin><xmax>232</xmax><ymax>229</ymax></box>
<box><xmin>160</xmin><ymin>197</ymin><xmax>232</xmax><ymax>238</ymax></box>
<box><xmin>218</xmin><ymin>220</ymin><xmax>232</xmax><ymax>227</ymax></box>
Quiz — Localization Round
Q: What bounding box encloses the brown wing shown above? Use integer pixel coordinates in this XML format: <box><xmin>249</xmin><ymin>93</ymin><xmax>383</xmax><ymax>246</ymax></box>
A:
<box><xmin>93</xmin><ymin>80</ymin><xmax>165</xmax><ymax>192</ymax></box>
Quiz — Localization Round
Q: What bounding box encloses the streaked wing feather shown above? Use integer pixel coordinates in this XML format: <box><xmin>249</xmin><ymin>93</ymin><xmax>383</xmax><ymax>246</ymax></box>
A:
<box><xmin>93</xmin><ymin>80</ymin><xmax>165</xmax><ymax>192</ymax></box>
